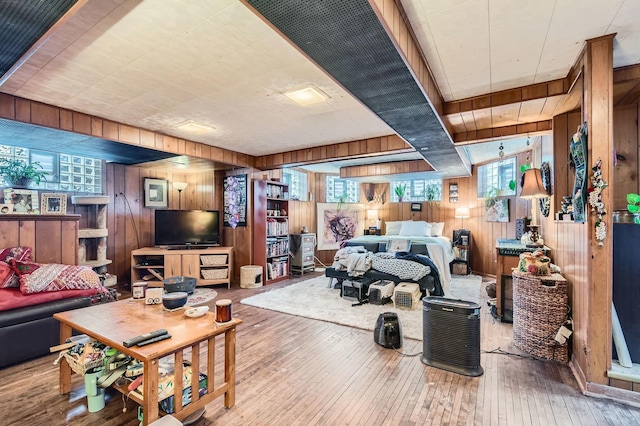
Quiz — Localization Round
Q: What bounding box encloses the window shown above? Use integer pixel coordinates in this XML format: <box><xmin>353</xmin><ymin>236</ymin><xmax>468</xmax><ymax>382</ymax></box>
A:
<box><xmin>391</xmin><ymin>179</ymin><xmax>442</xmax><ymax>202</ymax></box>
<box><xmin>282</xmin><ymin>169</ymin><xmax>308</xmax><ymax>201</ymax></box>
<box><xmin>477</xmin><ymin>157</ymin><xmax>516</xmax><ymax>198</ymax></box>
<box><xmin>0</xmin><ymin>145</ymin><xmax>102</xmax><ymax>193</ymax></box>
<box><xmin>325</xmin><ymin>176</ymin><xmax>360</xmax><ymax>203</ymax></box>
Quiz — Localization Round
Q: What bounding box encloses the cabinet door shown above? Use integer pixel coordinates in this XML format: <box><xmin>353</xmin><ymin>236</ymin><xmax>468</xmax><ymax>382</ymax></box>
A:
<box><xmin>182</xmin><ymin>254</ymin><xmax>200</xmax><ymax>279</ymax></box>
<box><xmin>165</xmin><ymin>254</ymin><xmax>182</xmax><ymax>278</ymax></box>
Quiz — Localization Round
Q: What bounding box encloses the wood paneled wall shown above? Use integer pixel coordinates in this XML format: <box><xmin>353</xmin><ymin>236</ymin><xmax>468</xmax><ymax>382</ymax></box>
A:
<box><xmin>0</xmin><ymin>215</ymin><xmax>79</xmax><ymax>265</ymax></box>
<box><xmin>613</xmin><ymin>103</ymin><xmax>640</xmax><ymax>209</ymax></box>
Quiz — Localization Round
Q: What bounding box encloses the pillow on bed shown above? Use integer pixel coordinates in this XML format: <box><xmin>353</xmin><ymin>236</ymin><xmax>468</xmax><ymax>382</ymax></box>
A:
<box><xmin>385</xmin><ymin>221</ymin><xmax>403</xmax><ymax>235</ymax></box>
<box><xmin>430</xmin><ymin>222</ymin><xmax>445</xmax><ymax>237</ymax></box>
<box><xmin>399</xmin><ymin>220</ymin><xmax>431</xmax><ymax>236</ymax></box>
<box><xmin>12</xmin><ymin>261</ymin><xmax>102</xmax><ymax>294</ymax></box>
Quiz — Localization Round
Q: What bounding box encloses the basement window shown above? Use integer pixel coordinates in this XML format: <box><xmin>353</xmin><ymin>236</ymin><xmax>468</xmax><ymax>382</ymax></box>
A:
<box><xmin>391</xmin><ymin>179</ymin><xmax>442</xmax><ymax>202</ymax></box>
<box><xmin>0</xmin><ymin>145</ymin><xmax>103</xmax><ymax>194</ymax></box>
<box><xmin>477</xmin><ymin>157</ymin><xmax>516</xmax><ymax>198</ymax></box>
<box><xmin>282</xmin><ymin>169</ymin><xmax>308</xmax><ymax>201</ymax></box>
<box><xmin>326</xmin><ymin>176</ymin><xmax>360</xmax><ymax>203</ymax></box>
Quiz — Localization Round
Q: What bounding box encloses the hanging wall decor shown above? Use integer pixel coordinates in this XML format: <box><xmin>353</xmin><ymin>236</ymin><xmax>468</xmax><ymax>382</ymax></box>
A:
<box><xmin>588</xmin><ymin>159</ymin><xmax>607</xmax><ymax>246</ymax></box>
<box><xmin>223</xmin><ymin>174</ymin><xmax>247</xmax><ymax>228</ymax></box>
<box><xmin>570</xmin><ymin>123</ymin><xmax>588</xmax><ymax>223</ymax></box>
<box><xmin>539</xmin><ymin>162</ymin><xmax>552</xmax><ymax>217</ymax></box>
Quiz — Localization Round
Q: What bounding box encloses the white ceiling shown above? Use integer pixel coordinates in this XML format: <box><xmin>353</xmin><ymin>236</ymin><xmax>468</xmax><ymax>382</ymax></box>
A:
<box><xmin>1</xmin><ymin>0</ymin><xmax>639</xmax><ymax>167</ymax></box>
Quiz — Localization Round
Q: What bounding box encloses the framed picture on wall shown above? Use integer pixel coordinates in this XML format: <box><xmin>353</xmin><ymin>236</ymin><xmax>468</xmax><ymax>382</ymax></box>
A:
<box><xmin>144</xmin><ymin>178</ymin><xmax>168</xmax><ymax>208</ymax></box>
<box><xmin>410</xmin><ymin>202</ymin><xmax>422</xmax><ymax>212</ymax></box>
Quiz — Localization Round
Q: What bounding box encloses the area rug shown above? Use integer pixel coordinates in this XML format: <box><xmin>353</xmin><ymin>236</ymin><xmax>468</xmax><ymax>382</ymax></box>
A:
<box><xmin>187</xmin><ymin>288</ymin><xmax>217</xmax><ymax>306</ymax></box>
<box><xmin>240</xmin><ymin>274</ymin><xmax>482</xmax><ymax>341</ymax></box>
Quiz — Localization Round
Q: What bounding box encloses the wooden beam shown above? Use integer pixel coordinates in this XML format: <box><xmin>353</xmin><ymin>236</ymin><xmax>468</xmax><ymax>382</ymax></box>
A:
<box><xmin>444</xmin><ymin>79</ymin><xmax>568</xmax><ymax>115</ymax></box>
<box><xmin>340</xmin><ymin>159</ymin><xmax>433</xmax><ymax>179</ymax></box>
<box><xmin>255</xmin><ymin>134</ymin><xmax>414</xmax><ymax>169</ymax></box>
<box><xmin>453</xmin><ymin>120</ymin><xmax>552</xmax><ymax>144</ymax></box>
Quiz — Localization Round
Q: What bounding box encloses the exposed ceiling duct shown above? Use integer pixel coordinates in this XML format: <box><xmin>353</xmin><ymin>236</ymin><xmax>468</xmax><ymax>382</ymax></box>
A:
<box><xmin>245</xmin><ymin>0</ymin><xmax>470</xmax><ymax>177</ymax></box>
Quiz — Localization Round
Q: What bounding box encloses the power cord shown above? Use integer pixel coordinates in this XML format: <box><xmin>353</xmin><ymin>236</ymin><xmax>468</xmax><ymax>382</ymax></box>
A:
<box><xmin>117</xmin><ymin>192</ymin><xmax>141</xmax><ymax>249</ymax></box>
<box><xmin>393</xmin><ymin>347</ymin><xmax>423</xmax><ymax>357</ymax></box>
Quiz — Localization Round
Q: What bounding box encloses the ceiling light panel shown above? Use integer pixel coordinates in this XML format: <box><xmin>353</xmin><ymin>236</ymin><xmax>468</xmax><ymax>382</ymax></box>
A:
<box><xmin>283</xmin><ymin>86</ymin><xmax>329</xmax><ymax>106</ymax></box>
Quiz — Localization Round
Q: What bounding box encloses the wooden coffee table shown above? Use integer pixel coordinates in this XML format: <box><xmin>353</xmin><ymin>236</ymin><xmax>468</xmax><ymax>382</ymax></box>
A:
<box><xmin>54</xmin><ymin>298</ymin><xmax>241</xmax><ymax>425</ymax></box>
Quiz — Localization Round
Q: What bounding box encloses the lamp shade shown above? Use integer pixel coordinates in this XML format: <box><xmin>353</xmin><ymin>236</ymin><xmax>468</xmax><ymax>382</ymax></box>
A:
<box><xmin>174</xmin><ymin>182</ymin><xmax>188</xmax><ymax>191</ymax></box>
<box><xmin>519</xmin><ymin>168</ymin><xmax>547</xmax><ymax>199</ymax></box>
<box><xmin>454</xmin><ymin>207</ymin><xmax>470</xmax><ymax>219</ymax></box>
<box><xmin>366</xmin><ymin>209</ymin><xmax>377</xmax><ymax>220</ymax></box>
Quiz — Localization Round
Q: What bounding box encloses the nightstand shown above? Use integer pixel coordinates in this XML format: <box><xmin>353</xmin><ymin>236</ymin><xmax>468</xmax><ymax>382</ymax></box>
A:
<box><xmin>364</xmin><ymin>228</ymin><xmax>381</xmax><ymax>236</ymax></box>
<box><xmin>451</xmin><ymin>229</ymin><xmax>471</xmax><ymax>275</ymax></box>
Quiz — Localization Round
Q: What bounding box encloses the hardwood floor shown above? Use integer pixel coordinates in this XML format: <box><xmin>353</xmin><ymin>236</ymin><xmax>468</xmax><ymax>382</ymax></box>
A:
<box><xmin>1</xmin><ymin>272</ymin><xmax>640</xmax><ymax>425</ymax></box>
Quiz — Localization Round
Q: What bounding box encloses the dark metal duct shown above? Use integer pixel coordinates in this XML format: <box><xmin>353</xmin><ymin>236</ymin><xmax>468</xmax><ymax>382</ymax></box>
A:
<box><xmin>0</xmin><ymin>0</ymin><xmax>79</xmax><ymax>80</ymax></box>
<box><xmin>0</xmin><ymin>119</ymin><xmax>178</xmax><ymax>165</ymax></box>
<box><xmin>245</xmin><ymin>0</ymin><xmax>469</xmax><ymax>177</ymax></box>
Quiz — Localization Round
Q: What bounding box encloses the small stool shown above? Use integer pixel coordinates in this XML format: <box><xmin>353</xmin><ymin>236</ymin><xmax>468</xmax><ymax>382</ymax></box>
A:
<box><xmin>240</xmin><ymin>265</ymin><xmax>263</xmax><ymax>288</ymax></box>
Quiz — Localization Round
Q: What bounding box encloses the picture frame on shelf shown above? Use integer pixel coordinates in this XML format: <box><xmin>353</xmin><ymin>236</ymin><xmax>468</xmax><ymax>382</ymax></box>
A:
<box><xmin>3</xmin><ymin>188</ymin><xmax>39</xmax><ymax>214</ymax></box>
<box><xmin>449</xmin><ymin>182</ymin><xmax>459</xmax><ymax>203</ymax></box>
<box><xmin>42</xmin><ymin>193</ymin><xmax>67</xmax><ymax>215</ymax></box>
<box><xmin>0</xmin><ymin>204</ymin><xmax>14</xmax><ymax>214</ymax></box>
<box><xmin>144</xmin><ymin>178</ymin><xmax>168</xmax><ymax>208</ymax></box>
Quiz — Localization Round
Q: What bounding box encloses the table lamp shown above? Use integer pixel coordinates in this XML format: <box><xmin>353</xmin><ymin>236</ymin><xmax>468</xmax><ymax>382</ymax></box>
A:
<box><xmin>366</xmin><ymin>209</ymin><xmax>378</xmax><ymax>228</ymax></box>
<box><xmin>519</xmin><ymin>168</ymin><xmax>548</xmax><ymax>247</ymax></box>
<box><xmin>455</xmin><ymin>207</ymin><xmax>470</xmax><ymax>229</ymax></box>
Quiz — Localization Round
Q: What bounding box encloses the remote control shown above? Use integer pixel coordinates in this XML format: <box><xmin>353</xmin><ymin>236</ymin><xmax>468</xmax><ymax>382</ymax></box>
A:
<box><xmin>123</xmin><ymin>329</ymin><xmax>168</xmax><ymax>348</ymax></box>
<box><xmin>136</xmin><ymin>333</ymin><xmax>172</xmax><ymax>347</ymax></box>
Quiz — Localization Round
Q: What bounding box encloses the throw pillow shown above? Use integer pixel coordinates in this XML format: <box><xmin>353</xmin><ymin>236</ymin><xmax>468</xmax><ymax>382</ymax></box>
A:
<box><xmin>385</xmin><ymin>221</ymin><xmax>403</xmax><ymax>235</ymax></box>
<box><xmin>430</xmin><ymin>222</ymin><xmax>445</xmax><ymax>237</ymax></box>
<box><xmin>12</xmin><ymin>261</ymin><xmax>102</xmax><ymax>294</ymax></box>
<box><xmin>0</xmin><ymin>246</ymin><xmax>33</xmax><ymax>288</ymax></box>
<box><xmin>399</xmin><ymin>220</ymin><xmax>431</xmax><ymax>236</ymax></box>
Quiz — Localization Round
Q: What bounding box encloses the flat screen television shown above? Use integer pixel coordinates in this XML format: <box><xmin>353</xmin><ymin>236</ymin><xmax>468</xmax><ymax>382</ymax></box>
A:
<box><xmin>155</xmin><ymin>210</ymin><xmax>220</xmax><ymax>248</ymax></box>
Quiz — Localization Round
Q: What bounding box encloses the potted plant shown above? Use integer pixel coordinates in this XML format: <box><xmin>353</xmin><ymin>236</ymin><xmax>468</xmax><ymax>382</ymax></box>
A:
<box><xmin>0</xmin><ymin>159</ymin><xmax>48</xmax><ymax>188</ymax></box>
<box><xmin>394</xmin><ymin>183</ymin><xmax>407</xmax><ymax>202</ymax></box>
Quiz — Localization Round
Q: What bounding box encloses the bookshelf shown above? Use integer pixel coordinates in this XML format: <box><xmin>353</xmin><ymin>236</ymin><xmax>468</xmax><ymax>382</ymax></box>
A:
<box><xmin>253</xmin><ymin>180</ymin><xmax>289</xmax><ymax>283</ymax></box>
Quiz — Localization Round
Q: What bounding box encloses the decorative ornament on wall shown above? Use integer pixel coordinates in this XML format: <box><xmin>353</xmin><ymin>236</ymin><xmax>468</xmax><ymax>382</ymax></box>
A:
<box><xmin>223</xmin><ymin>174</ymin><xmax>247</xmax><ymax>228</ymax></box>
<box><xmin>588</xmin><ymin>159</ymin><xmax>608</xmax><ymax>246</ymax></box>
<box><xmin>538</xmin><ymin>162</ymin><xmax>552</xmax><ymax>217</ymax></box>
<box><xmin>570</xmin><ymin>123</ymin><xmax>588</xmax><ymax>223</ymax></box>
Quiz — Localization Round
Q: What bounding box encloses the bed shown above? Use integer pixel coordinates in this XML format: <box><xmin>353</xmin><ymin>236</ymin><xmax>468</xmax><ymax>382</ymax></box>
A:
<box><xmin>344</xmin><ymin>234</ymin><xmax>454</xmax><ymax>294</ymax></box>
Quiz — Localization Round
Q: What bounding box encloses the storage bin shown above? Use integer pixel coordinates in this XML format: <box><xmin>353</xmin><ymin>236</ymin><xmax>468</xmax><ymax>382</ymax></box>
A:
<box><xmin>201</xmin><ymin>268</ymin><xmax>228</xmax><ymax>280</ymax></box>
<box><xmin>512</xmin><ymin>271</ymin><xmax>569</xmax><ymax>362</ymax></box>
<box><xmin>200</xmin><ymin>254</ymin><xmax>227</xmax><ymax>266</ymax></box>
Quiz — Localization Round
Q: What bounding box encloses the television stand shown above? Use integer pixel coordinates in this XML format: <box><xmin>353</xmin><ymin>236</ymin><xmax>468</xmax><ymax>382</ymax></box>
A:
<box><xmin>131</xmin><ymin>247</ymin><xmax>233</xmax><ymax>289</ymax></box>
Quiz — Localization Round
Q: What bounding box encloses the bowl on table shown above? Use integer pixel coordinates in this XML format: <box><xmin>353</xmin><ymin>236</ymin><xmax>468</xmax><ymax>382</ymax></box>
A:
<box><xmin>162</xmin><ymin>292</ymin><xmax>188</xmax><ymax>310</ymax></box>
<box><xmin>163</xmin><ymin>276</ymin><xmax>197</xmax><ymax>294</ymax></box>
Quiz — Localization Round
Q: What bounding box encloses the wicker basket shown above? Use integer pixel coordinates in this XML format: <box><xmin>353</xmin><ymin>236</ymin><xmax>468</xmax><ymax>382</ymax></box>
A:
<box><xmin>202</xmin><ymin>268</ymin><xmax>228</xmax><ymax>280</ymax></box>
<box><xmin>512</xmin><ymin>271</ymin><xmax>569</xmax><ymax>362</ymax></box>
<box><xmin>200</xmin><ymin>254</ymin><xmax>227</xmax><ymax>266</ymax></box>
<box><xmin>62</xmin><ymin>350</ymin><xmax>104</xmax><ymax>375</ymax></box>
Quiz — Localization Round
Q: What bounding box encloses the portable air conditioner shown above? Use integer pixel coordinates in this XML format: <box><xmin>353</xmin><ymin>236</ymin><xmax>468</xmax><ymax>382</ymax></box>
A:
<box><xmin>393</xmin><ymin>283</ymin><xmax>421</xmax><ymax>310</ymax></box>
<box><xmin>368</xmin><ymin>280</ymin><xmax>395</xmax><ymax>305</ymax></box>
<box><xmin>421</xmin><ymin>297</ymin><xmax>483</xmax><ymax>377</ymax></box>
<box><xmin>374</xmin><ymin>312</ymin><xmax>402</xmax><ymax>349</ymax></box>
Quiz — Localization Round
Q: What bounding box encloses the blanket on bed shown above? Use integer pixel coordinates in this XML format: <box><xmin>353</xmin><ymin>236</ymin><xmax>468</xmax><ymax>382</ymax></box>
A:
<box><xmin>332</xmin><ymin>249</ymin><xmax>431</xmax><ymax>283</ymax></box>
